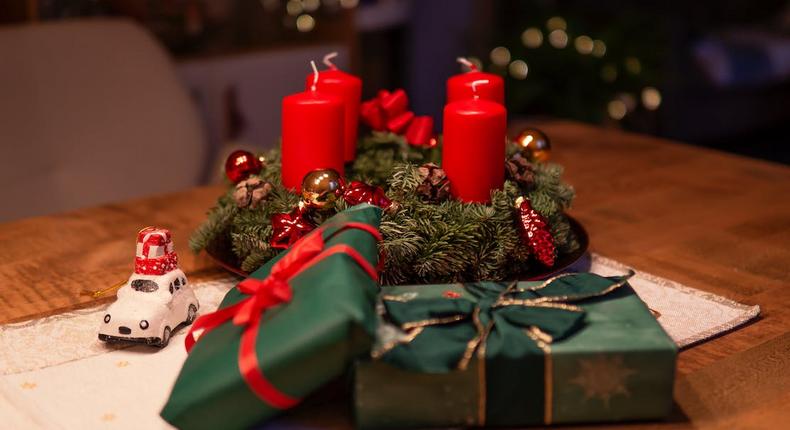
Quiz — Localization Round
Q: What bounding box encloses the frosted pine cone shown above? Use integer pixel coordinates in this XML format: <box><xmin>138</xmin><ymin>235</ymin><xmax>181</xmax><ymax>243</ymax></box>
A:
<box><xmin>506</xmin><ymin>153</ymin><xmax>536</xmax><ymax>190</ymax></box>
<box><xmin>416</xmin><ymin>163</ymin><xmax>450</xmax><ymax>202</ymax></box>
<box><xmin>234</xmin><ymin>177</ymin><xmax>273</xmax><ymax>209</ymax></box>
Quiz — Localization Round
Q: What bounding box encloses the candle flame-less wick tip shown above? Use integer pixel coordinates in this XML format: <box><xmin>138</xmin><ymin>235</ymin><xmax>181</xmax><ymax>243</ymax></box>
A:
<box><xmin>456</xmin><ymin>57</ymin><xmax>478</xmax><ymax>72</ymax></box>
<box><xmin>323</xmin><ymin>52</ymin><xmax>339</xmax><ymax>70</ymax></box>
<box><xmin>310</xmin><ymin>60</ymin><xmax>319</xmax><ymax>91</ymax></box>
<box><xmin>471</xmin><ymin>79</ymin><xmax>489</xmax><ymax>97</ymax></box>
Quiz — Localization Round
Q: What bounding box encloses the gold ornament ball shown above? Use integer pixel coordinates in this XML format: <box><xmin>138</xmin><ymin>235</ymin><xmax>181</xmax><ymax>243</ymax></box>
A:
<box><xmin>301</xmin><ymin>168</ymin><xmax>344</xmax><ymax>210</ymax></box>
<box><xmin>514</xmin><ymin>128</ymin><xmax>551</xmax><ymax>162</ymax></box>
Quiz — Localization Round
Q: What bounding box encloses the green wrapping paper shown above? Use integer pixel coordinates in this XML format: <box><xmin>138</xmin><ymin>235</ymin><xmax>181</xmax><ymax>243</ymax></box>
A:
<box><xmin>355</xmin><ymin>273</ymin><xmax>677</xmax><ymax>428</ymax></box>
<box><xmin>161</xmin><ymin>204</ymin><xmax>383</xmax><ymax>430</ymax></box>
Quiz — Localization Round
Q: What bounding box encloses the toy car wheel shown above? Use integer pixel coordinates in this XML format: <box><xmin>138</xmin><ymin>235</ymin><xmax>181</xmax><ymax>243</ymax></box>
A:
<box><xmin>159</xmin><ymin>326</ymin><xmax>172</xmax><ymax>348</ymax></box>
<box><xmin>186</xmin><ymin>304</ymin><xmax>197</xmax><ymax>324</ymax></box>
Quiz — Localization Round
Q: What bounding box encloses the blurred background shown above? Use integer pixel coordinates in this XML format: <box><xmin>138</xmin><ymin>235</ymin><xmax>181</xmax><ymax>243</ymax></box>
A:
<box><xmin>1</xmin><ymin>0</ymin><xmax>789</xmax><ymax>221</ymax></box>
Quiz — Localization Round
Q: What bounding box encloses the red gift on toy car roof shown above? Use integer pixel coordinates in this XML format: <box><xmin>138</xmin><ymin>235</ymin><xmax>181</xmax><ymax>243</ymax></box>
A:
<box><xmin>135</xmin><ymin>227</ymin><xmax>179</xmax><ymax>275</ymax></box>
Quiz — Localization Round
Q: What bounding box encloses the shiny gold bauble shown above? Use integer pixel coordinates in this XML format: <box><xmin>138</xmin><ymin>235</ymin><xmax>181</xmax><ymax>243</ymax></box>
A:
<box><xmin>301</xmin><ymin>168</ymin><xmax>344</xmax><ymax>210</ymax></box>
<box><xmin>513</xmin><ymin>128</ymin><xmax>551</xmax><ymax>162</ymax></box>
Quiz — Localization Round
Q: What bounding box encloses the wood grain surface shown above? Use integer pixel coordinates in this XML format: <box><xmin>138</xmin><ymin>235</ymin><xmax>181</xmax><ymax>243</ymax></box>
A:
<box><xmin>0</xmin><ymin>185</ymin><xmax>229</xmax><ymax>323</ymax></box>
<box><xmin>1</xmin><ymin>120</ymin><xmax>788</xmax><ymax>428</ymax></box>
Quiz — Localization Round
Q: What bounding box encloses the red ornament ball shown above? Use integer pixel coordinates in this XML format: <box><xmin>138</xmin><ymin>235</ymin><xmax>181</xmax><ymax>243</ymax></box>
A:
<box><xmin>225</xmin><ymin>150</ymin><xmax>263</xmax><ymax>183</ymax></box>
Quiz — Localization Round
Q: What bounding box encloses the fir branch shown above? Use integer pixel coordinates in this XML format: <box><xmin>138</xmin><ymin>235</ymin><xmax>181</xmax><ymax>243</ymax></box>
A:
<box><xmin>189</xmin><ymin>194</ymin><xmax>238</xmax><ymax>253</ymax></box>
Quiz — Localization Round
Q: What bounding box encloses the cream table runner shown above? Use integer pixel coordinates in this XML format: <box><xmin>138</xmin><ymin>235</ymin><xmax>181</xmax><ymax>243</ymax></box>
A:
<box><xmin>0</xmin><ymin>254</ymin><xmax>760</xmax><ymax>429</ymax></box>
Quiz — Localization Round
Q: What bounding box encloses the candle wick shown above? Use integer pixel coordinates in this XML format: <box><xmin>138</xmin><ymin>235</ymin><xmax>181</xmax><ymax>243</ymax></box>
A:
<box><xmin>471</xmin><ymin>79</ymin><xmax>489</xmax><ymax>99</ymax></box>
<box><xmin>310</xmin><ymin>60</ymin><xmax>319</xmax><ymax>91</ymax></box>
<box><xmin>323</xmin><ymin>52</ymin><xmax>339</xmax><ymax>70</ymax></box>
<box><xmin>456</xmin><ymin>57</ymin><xmax>478</xmax><ymax>72</ymax></box>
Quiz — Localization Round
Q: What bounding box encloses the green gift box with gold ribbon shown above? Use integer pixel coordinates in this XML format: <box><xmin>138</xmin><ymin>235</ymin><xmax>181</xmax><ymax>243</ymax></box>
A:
<box><xmin>354</xmin><ymin>272</ymin><xmax>677</xmax><ymax>428</ymax></box>
<box><xmin>161</xmin><ymin>204</ymin><xmax>383</xmax><ymax>430</ymax></box>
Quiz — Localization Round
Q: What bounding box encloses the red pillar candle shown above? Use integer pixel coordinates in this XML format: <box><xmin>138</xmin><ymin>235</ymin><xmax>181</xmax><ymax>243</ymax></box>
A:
<box><xmin>446</xmin><ymin>57</ymin><xmax>505</xmax><ymax>105</ymax></box>
<box><xmin>282</xmin><ymin>62</ymin><xmax>344</xmax><ymax>191</ymax></box>
<box><xmin>442</xmin><ymin>79</ymin><xmax>507</xmax><ymax>203</ymax></box>
<box><xmin>305</xmin><ymin>53</ymin><xmax>362</xmax><ymax>162</ymax></box>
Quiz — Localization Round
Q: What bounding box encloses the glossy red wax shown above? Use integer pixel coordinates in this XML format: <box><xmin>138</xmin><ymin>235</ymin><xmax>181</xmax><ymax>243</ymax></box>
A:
<box><xmin>281</xmin><ymin>91</ymin><xmax>344</xmax><ymax>191</ymax></box>
<box><xmin>442</xmin><ymin>98</ymin><xmax>507</xmax><ymax>203</ymax></box>
<box><xmin>306</xmin><ymin>69</ymin><xmax>362</xmax><ymax>162</ymax></box>
<box><xmin>446</xmin><ymin>71</ymin><xmax>505</xmax><ymax>105</ymax></box>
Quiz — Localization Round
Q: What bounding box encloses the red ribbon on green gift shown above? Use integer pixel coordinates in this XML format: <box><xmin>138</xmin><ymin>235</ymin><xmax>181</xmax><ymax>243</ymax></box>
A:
<box><xmin>184</xmin><ymin>222</ymin><xmax>382</xmax><ymax>409</ymax></box>
<box><xmin>360</xmin><ymin>89</ymin><xmax>435</xmax><ymax>147</ymax></box>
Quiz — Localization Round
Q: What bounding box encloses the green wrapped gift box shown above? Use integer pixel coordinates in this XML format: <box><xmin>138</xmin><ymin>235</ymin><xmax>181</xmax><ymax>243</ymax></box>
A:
<box><xmin>354</xmin><ymin>272</ymin><xmax>677</xmax><ymax>428</ymax></box>
<box><xmin>161</xmin><ymin>204</ymin><xmax>383</xmax><ymax>430</ymax></box>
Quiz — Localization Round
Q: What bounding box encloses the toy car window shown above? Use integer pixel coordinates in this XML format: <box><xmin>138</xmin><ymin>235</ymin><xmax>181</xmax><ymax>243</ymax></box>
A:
<box><xmin>174</xmin><ymin>278</ymin><xmax>181</xmax><ymax>287</ymax></box>
<box><xmin>131</xmin><ymin>279</ymin><xmax>159</xmax><ymax>293</ymax></box>
<box><xmin>181</xmin><ymin>277</ymin><xmax>187</xmax><ymax>285</ymax></box>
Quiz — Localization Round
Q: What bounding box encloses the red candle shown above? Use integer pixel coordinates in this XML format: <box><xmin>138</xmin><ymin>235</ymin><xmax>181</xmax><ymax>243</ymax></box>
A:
<box><xmin>446</xmin><ymin>57</ymin><xmax>505</xmax><ymax>105</ymax></box>
<box><xmin>305</xmin><ymin>53</ymin><xmax>362</xmax><ymax>162</ymax></box>
<box><xmin>442</xmin><ymin>79</ymin><xmax>507</xmax><ymax>203</ymax></box>
<box><xmin>282</xmin><ymin>62</ymin><xmax>344</xmax><ymax>191</ymax></box>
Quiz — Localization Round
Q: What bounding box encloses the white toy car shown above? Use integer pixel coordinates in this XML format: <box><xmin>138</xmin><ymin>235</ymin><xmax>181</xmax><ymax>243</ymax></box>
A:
<box><xmin>98</xmin><ymin>227</ymin><xmax>199</xmax><ymax>347</ymax></box>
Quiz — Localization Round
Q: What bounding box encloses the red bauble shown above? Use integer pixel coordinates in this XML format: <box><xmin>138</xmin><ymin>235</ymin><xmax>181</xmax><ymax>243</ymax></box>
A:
<box><xmin>270</xmin><ymin>205</ymin><xmax>317</xmax><ymax>250</ymax></box>
<box><xmin>225</xmin><ymin>150</ymin><xmax>263</xmax><ymax>183</ymax></box>
<box><xmin>515</xmin><ymin>197</ymin><xmax>556</xmax><ymax>267</ymax></box>
<box><xmin>343</xmin><ymin>181</ymin><xmax>392</xmax><ymax>209</ymax></box>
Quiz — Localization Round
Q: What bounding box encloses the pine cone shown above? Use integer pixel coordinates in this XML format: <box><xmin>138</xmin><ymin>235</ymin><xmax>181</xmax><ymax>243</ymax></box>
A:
<box><xmin>234</xmin><ymin>177</ymin><xmax>273</xmax><ymax>209</ymax></box>
<box><xmin>416</xmin><ymin>163</ymin><xmax>450</xmax><ymax>202</ymax></box>
<box><xmin>515</xmin><ymin>197</ymin><xmax>556</xmax><ymax>267</ymax></box>
<box><xmin>506</xmin><ymin>153</ymin><xmax>536</xmax><ymax>190</ymax></box>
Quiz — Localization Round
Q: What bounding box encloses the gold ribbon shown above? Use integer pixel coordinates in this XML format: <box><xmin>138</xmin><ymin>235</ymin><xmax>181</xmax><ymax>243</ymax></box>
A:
<box><xmin>374</xmin><ymin>271</ymin><xmax>635</xmax><ymax>426</ymax></box>
<box><xmin>81</xmin><ymin>280</ymin><xmax>125</xmax><ymax>299</ymax></box>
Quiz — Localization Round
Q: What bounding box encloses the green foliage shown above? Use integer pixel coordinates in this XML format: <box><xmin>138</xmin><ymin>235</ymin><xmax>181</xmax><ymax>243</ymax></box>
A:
<box><xmin>191</xmin><ymin>136</ymin><xmax>577</xmax><ymax>284</ymax></box>
<box><xmin>350</xmin><ymin>132</ymin><xmax>441</xmax><ymax>185</ymax></box>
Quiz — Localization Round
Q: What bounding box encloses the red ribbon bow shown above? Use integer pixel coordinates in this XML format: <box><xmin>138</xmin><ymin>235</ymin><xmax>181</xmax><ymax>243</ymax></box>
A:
<box><xmin>343</xmin><ymin>181</ymin><xmax>392</xmax><ymax>210</ymax></box>
<box><xmin>185</xmin><ymin>222</ymin><xmax>382</xmax><ymax>410</ymax></box>
<box><xmin>360</xmin><ymin>89</ymin><xmax>435</xmax><ymax>147</ymax></box>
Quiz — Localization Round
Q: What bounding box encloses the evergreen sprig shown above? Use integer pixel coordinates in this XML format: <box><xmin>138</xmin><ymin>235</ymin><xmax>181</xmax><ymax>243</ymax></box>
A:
<box><xmin>191</xmin><ymin>135</ymin><xmax>577</xmax><ymax>284</ymax></box>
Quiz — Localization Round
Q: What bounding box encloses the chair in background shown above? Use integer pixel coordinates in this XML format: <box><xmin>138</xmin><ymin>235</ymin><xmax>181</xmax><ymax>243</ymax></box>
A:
<box><xmin>0</xmin><ymin>19</ymin><xmax>207</xmax><ymax>221</ymax></box>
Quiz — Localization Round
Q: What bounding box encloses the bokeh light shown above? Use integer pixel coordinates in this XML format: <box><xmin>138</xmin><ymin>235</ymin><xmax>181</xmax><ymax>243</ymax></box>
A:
<box><xmin>296</xmin><ymin>14</ymin><xmax>315</xmax><ymax>32</ymax></box>
<box><xmin>642</xmin><ymin>87</ymin><xmax>662</xmax><ymax>110</ymax></box>
<box><xmin>508</xmin><ymin>60</ymin><xmax>529</xmax><ymax>79</ymax></box>
<box><xmin>303</xmin><ymin>0</ymin><xmax>321</xmax><ymax>12</ymax></box>
<box><xmin>546</xmin><ymin>16</ymin><xmax>567</xmax><ymax>31</ymax></box>
<box><xmin>340</xmin><ymin>0</ymin><xmax>359</xmax><ymax>8</ymax></box>
<box><xmin>607</xmin><ymin>100</ymin><xmax>627</xmax><ymax>120</ymax></box>
<box><xmin>625</xmin><ymin>57</ymin><xmax>642</xmax><ymax>74</ymax></box>
<box><xmin>592</xmin><ymin>39</ymin><xmax>606</xmax><ymax>57</ymax></box>
<box><xmin>618</xmin><ymin>93</ymin><xmax>637</xmax><ymax>111</ymax></box>
<box><xmin>601</xmin><ymin>64</ymin><xmax>618</xmax><ymax>82</ymax></box>
<box><xmin>490</xmin><ymin>46</ymin><xmax>512</xmax><ymax>66</ymax></box>
<box><xmin>574</xmin><ymin>35</ymin><xmax>594</xmax><ymax>54</ymax></box>
<box><xmin>286</xmin><ymin>0</ymin><xmax>303</xmax><ymax>16</ymax></box>
<box><xmin>521</xmin><ymin>28</ymin><xmax>543</xmax><ymax>48</ymax></box>
<box><xmin>548</xmin><ymin>29</ymin><xmax>568</xmax><ymax>49</ymax></box>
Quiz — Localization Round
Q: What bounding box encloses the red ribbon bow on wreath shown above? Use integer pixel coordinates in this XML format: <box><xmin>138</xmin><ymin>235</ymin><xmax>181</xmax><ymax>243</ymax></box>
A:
<box><xmin>343</xmin><ymin>181</ymin><xmax>393</xmax><ymax>210</ymax></box>
<box><xmin>360</xmin><ymin>89</ymin><xmax>435</xmax><ymax>147</ymax></box>
<box><xmin>184</xmin><ymin>222</ymin><xmax>382</xmax><ymax>409</ymax></box>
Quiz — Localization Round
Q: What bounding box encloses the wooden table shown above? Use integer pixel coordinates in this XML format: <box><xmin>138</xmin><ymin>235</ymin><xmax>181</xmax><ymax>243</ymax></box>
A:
<box><xmin>1</xmin><ymin>120</ymin><xmax>788</xmax><ymax>428</ymax></box>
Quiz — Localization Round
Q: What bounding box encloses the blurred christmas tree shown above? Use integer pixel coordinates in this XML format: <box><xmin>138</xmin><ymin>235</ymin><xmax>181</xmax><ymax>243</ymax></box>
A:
<box><xmin>477</xmin><ymin>2</ymin><xmax>667</xmax><ymax>129</ymax></box>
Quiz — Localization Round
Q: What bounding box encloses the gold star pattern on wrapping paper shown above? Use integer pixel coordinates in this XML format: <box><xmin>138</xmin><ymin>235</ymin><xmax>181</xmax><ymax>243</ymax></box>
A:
<box><xmin>570</xmin><ymin>355</ymin><xmax>636</xmax><ymax>408</ymax></box>
<box><xmin>20</xmin><ymin>382</ymin><xmax>37</xmax><ymax>390</ymax></box>
<box><xmin>100</xmin><ymin>413</ymin><xmax>116</xmax><ymax>422</ymax></box>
